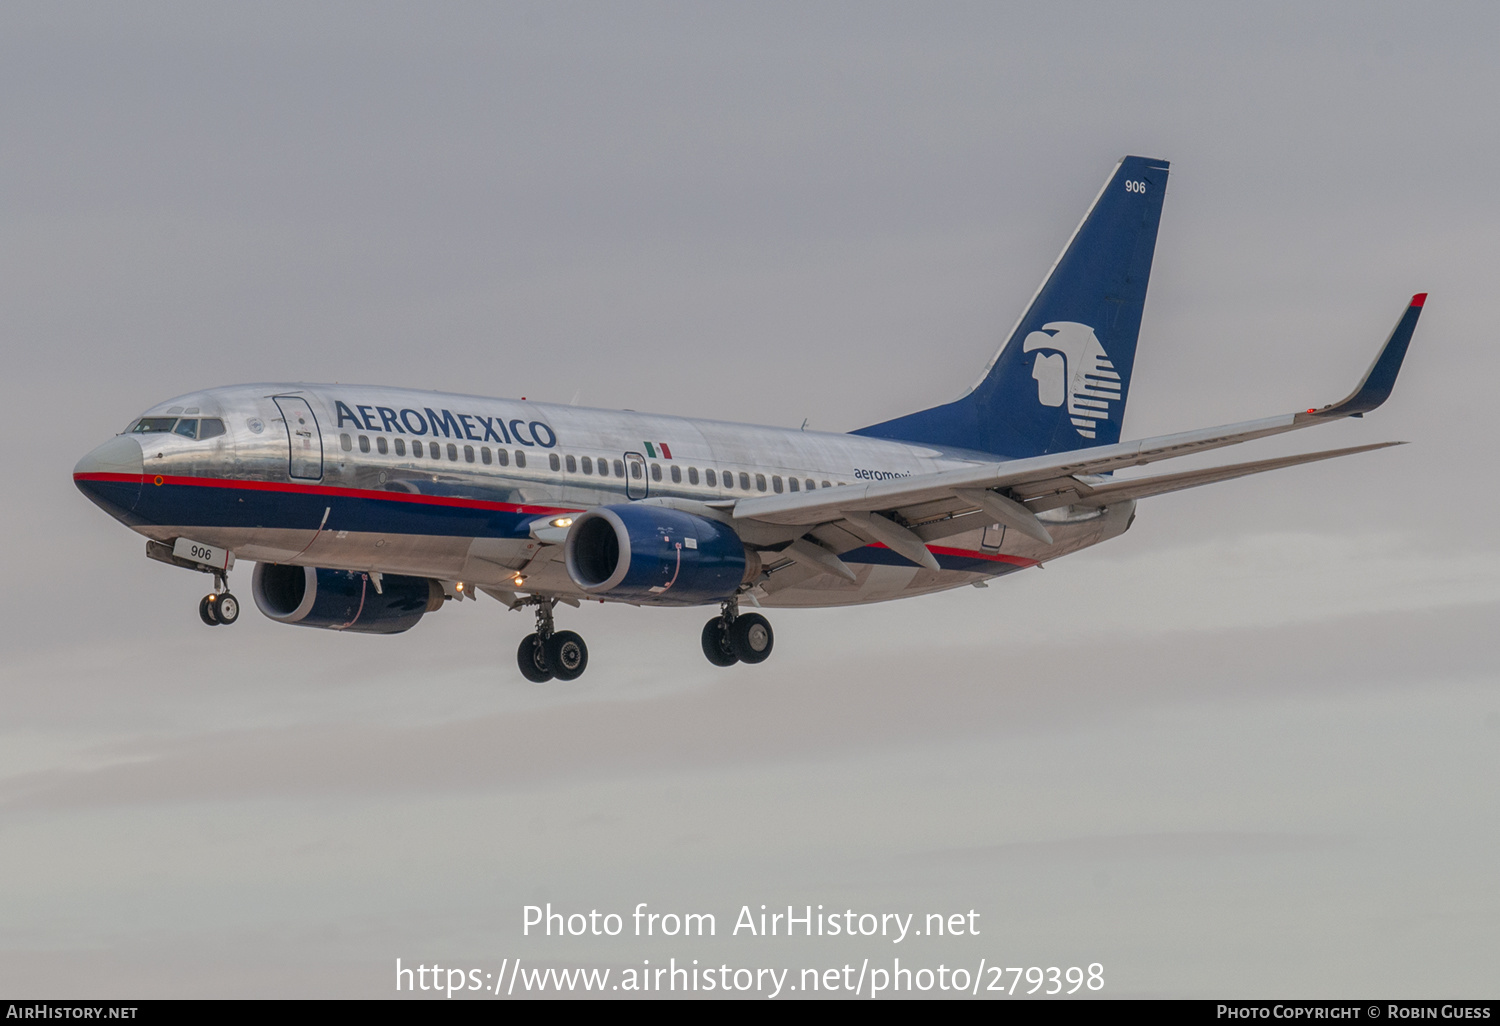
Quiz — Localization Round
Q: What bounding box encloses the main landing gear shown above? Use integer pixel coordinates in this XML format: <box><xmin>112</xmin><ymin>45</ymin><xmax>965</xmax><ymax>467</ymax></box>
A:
<box><xmin>511</xmin><ymin>595</ymin><xmax>773</xmax><ymax>681</ymax></box>
<box><xmin>701</xmin><ymin>598</ymin><xmax>773</xmax><ymax>667</ymax></box>
<box><xmin>198</xmin><ymin>573</ymin><xmax>240</xmax><ymax>627</ymax></box>
<box><xmin>515</xmin><ymin>597</ymin><xmax>589</xmax><ymax>684</ymax></box>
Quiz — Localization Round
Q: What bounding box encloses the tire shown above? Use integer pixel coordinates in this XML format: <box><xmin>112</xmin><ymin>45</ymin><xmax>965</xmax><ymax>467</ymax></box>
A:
<box><xmin>516</xmin><ymin>633</ymin><xmax>554</xmax><ymax>683</ymax></box>
<box><xmin>701</xmin><ymin>616</ymin><xmax>738</xmax><ymax>666</ymax></box>
<box><xmin>199</xmin><ymin>595</ymin><xmax>220</xmax><ymax>626</ymax></box>
<box><xmin>730</xmin><ymin>613</ymin><xmax>773</xmax><ymax>664</ymax></box>
<box><xmin>216</xmin><ymin>593</ymin><xmax>240</xmax><ymax>624</ymax></box>
<box><xmin>546</xmin><ymin>630</ymin><xmax>589</xmax><ymax>681</ymax></box>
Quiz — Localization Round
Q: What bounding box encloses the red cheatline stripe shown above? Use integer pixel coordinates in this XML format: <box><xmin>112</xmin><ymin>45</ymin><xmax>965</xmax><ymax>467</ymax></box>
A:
<box><xmin>862</xmin><ymin>541</ymin><xmax>1039</xmax><ymax>568</ymax></box>
<box><xmin>75</xmin><ymin>473</ymin><xmax>1038</xmax><ymax>566</ymax></box>
<box><xmin>73</xmin><ymin>472</ymin><xmax>579</xmax><ymax>517</ymax></box>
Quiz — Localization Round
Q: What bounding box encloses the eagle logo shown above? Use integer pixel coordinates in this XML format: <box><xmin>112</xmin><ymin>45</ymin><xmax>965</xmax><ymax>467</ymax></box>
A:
<box><xmin>1022</xmin><ymin>321</ymin><xmax>1120</xmax><ymax>440</ymax></box>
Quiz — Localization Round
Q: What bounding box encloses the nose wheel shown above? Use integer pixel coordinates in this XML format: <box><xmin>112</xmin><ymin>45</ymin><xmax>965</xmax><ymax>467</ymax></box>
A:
<box><xmin>198</xmin><ymin>574</ymin><xmax>239</xmax><ymax>626</ymax></box>
<box><xmin>701</xmin><ymin>600</ymin><xmax>774</xmax><ymax>667</ymax></box>
<box><xmin>514</xmin><ymin>599</ymin><xmax>589</xmax><ymax>683</ymax></box>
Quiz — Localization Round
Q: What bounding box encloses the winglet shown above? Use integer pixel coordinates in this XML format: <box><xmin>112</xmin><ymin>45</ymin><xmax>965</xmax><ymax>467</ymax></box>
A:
<box><xmin>1298</xmin><ymin>294</ymin><xmax>1426</xmax><ymax>422</ymax></box>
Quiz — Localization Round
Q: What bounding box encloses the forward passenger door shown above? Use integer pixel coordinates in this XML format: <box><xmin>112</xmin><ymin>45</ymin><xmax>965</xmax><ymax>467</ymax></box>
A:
<box><xmin>273</xmin><ymin>396</ymin><xmax>324</xmax><ymax>480</ymax></box>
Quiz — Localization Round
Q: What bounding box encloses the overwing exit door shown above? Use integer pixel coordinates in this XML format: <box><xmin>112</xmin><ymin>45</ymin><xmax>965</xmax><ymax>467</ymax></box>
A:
<box><xmin>273</xmin><ymin>396</ymin><xmax>324</xmax><ymax>480</ymax></box>
<box><xmin>624</xmin><ymin>451</ymin><xmax>648</xmax><ymax>500</ymax></box>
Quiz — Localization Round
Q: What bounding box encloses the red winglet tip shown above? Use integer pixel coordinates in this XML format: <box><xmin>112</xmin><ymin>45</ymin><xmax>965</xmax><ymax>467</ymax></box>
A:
<box><xmin>1410</xmin><ymin>293</ymin><xmax>1427</xmax><ymax>307</ymax></box>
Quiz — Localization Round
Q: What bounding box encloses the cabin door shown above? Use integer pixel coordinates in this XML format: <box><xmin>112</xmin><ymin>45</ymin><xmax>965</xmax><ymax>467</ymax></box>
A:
<box><xmin>624</xmin><ymin>451</ymin><xmax>648</xmax><ymax>500</ymax></box>
<box><xmin>273</xmin><ymin>396</ymin><xmax>324</xmax><ymax>480</ymax></box>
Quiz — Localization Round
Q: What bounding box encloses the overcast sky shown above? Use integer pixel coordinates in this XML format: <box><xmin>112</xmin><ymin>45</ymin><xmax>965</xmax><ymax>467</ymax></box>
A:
<box><xmin>2</xmin><ymin>1</ymin><xmax>1497</xmax><ymax>998</ymax></box>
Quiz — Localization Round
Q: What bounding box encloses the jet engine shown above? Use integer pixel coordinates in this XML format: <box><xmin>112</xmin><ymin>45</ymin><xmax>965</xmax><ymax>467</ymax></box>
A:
<box><xmin>251</xmin><ymin>564</ymin><xmax>444</xmax><ymax>634</ymax></box>
<box><xmin>564</xmin><ymin>505</ymin><xmax>758</xmax><ymax>605</ymax></box>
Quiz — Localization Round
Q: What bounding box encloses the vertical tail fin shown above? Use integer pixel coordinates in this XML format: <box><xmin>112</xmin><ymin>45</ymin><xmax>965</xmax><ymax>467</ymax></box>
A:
<box><xmin>853</xmin><ymin>155</ymin><xmax>1170</xmax><ymax>457</ymax></box>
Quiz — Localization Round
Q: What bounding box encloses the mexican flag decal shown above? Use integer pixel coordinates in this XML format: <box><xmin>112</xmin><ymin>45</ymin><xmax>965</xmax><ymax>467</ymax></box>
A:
<box><xmin>643</xmin><ymin>442</ymin><xmax>673</xmax><ymax>459</ymax></box>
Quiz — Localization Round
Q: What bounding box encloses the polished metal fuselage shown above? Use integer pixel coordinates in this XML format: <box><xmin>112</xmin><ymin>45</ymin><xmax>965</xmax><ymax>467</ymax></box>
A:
<box><xmin>76</xmin><ymin>383</ymin><xmax>1133</xmax><ymax>607</ymax></box>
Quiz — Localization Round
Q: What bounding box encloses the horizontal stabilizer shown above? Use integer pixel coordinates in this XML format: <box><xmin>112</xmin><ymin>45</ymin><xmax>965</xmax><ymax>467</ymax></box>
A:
<box><xmin>1030</xmin><ymin>442</ymin><xmax>1404</xmax><ymax>512</ymax></box>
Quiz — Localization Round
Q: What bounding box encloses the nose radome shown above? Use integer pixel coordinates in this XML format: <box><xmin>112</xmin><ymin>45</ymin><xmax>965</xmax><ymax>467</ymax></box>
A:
<box><xmin>74</xmin><ymin>434</ymin><xmax>145</xmax><ymax>478</ymax></box>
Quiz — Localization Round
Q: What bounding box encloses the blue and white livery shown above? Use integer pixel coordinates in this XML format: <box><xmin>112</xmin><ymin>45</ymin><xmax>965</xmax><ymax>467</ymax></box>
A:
<box><xmin>74</xmin><ymin>156</ymin><xmax>1425</xmax><ymax>681</ymax></box>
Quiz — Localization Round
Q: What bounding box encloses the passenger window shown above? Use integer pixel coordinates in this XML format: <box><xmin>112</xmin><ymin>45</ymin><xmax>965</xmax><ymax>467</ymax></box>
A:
<box><xmin>515</xmin><ymin>451</ymin><xmax>526</xmax><ymax>468</ymax></box>
<box><xmin>199</xmin><ymin>419</ymin><xmax>226</xmax><ymax>440</ymax></box>
<box><xmin>496</xmin><ymin>448</ymin><xmax>509</xmax><ymax>466</ymax></box>
<box><xmin>565</xmin><ymin>455</ymin><xmax>577</xmax><ymax>473</ymax></box>
<box><xmin>340</xmin><ymin>434</ymin><xmax>353</xmax><ymax>451</ymax></box>
<box><xmin>806</xmin><ymin>479</ymin><xmax>815</xmax><ymax>491</ymax></box>
<box><xmin>481</xmin><ymin>447</ymin><xmax>492</xmax><ymax>465</ymax></box>
<box><xmin>772</xmin><ymin>475</ymin><xmax>782</xmax><ymax>493</ymax></box>
<box><xmin>822</xmin><ymin>481</ymin><xmax>831</xmax><ymax>489</ymax></box>
<box><xmin>429</xmin><ymin>441</ymin><xmax>441</xmax><ymax>459</ymax></box>
<box><xmin>549</xmin><ymin>453</ymin><xmax>560</xmax><ymax>471</ymax></box>
<box><xmin>788</xmin><ymin>477</ymin><xmax>799</xmax><ymax>492</ymax></box>
<box><xmin>705</xmin><ymin>468</ymin><xmax>717</xmax><ymax>487</ymax></box>
<box><xmin>756</xmin><ymin>474</ymin><xmax>767</xmax><ymax>492</ymax></box>
<box><xmin>688</xmin><ymin>467</ymin><xmax>699</xmax><ymax>485</ymax></box>
<box><xmin>131</xmin><ymin>417</ymin><xmax>177</xmax><ymax>434</ymax></box>
<box><xmin>581</xmin><ymin>456</ymin><xmax>592</xmax><ymax>475</ymax></box>
<box><xmin>671</xmin><ymin>465</ymin><xmax>682</xmax><ymax>483</ymax></box>
<box><xmin>464</xmin><ymin>444</ymin><xmax>475</xmax><ymax>463</ymax></box>
<box><xmin>447</xmin><ymin>443</ymin><xmax>458</xmax><ymax>461</ymax></box>
<box><xmin>740</xmin><ymin>473</ymin><xmax>751</xmax><ymax>490</ymax></box>
<box><xmin>376</xmin><ymin>436</ymin><xmax>388</xmax><ymax>455</ymax></box>
<box><xmin>359</xmin><ymin>435</ymin><xmax>371</xmax><ymax>453</ymax></box>
<box><xmin>650</xmin><ymin>464</ymin><xmax>662</xmax><ymax>482</ymax></box>
<box><xmin>411</xmin><ymin>439</ymin><xmax>421</xmax><ymax>458</ymax></box>
<box><xmin>722</xmin><ymin>471</ymin><xmax>733</xmax><ymax>490</ymax></box>
<box><xmin>395</xmin><ymin>438</ymin><xmax>406</xmax><ymax>456</ymax></box>
<box><xmin>613</xmin><ymin>460</ymin><xmax>625</xmax><ymax>477</ymax></box>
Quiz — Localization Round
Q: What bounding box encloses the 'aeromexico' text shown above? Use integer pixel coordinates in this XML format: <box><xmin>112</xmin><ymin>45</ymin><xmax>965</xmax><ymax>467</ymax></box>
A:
<box><xmin>334</xmin><ymin>400</ymin><xmax>557</xmax><ymax>448</ymax></box>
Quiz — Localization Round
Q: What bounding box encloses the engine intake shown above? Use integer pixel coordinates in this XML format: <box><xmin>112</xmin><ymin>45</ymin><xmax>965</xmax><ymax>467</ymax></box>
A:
<box><xmin>564</xmin><ymin>505</ymin><xmax>756</xmax><ymax>605</ymax></box>
<box><xmin>252</xmin><ymin>564</ymin><xmax>443</xmax><ymax>634</ymax></box>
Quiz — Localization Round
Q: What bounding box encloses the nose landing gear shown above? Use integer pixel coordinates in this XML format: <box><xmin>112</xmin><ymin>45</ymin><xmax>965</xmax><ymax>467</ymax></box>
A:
<box><xmin>198</xmin><ymin>572</ymin><xmax>240</xmax><ymax>626</ymax></box>
<box><xmin>701</xmin><ymin>598</ymin><xmax>774</xmax><ymax>667</ymax></box>
<box><xmin>515</xmin><ymin>598</ymin><xmax>589</xmax><ymax>683</ymax></box>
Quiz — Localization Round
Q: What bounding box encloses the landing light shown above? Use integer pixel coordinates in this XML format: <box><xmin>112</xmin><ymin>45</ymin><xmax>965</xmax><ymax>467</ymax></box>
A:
<box><xmin>456</xmin><ymin>582</ymin><xmax>465</xmax><ymax>593</ymax></box>
<box><xmin>551</xmin><ymin>517</ymin><xmax>574</xmax><ymax>528</ymax></box>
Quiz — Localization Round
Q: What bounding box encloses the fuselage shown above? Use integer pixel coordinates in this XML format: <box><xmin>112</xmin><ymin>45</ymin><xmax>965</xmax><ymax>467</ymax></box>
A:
<box><xmin>73</xmin><ymin>383</ymin><xmax>1133</xmax><ymax>607</ymax></box>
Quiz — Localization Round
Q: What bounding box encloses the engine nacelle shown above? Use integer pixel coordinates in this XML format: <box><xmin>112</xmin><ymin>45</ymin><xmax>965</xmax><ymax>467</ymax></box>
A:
<box><xmin>251</xmin><ymin>564</ymin><xmax>444</xmax><ymax>634</ymax></box>
<box><xmin>564</xmin><ymin>505</ymin><xmax>757</xmax><ymax>605</ymax></box>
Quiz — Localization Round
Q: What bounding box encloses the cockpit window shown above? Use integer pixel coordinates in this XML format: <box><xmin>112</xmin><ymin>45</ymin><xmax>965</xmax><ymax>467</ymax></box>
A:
<box><xmin>174</xmin><ymin>419</ymin><xmax>199</xmax><ymax>438</ymax></box>
<box><xmin>131</xmin><ymin>417</ymin><xmax>178</xmax><ymax>434</ymax></box>
<box><xmin>199</xmin><ymin>418</ymin><xmax>226</xmax><ymax>439</ymax></box>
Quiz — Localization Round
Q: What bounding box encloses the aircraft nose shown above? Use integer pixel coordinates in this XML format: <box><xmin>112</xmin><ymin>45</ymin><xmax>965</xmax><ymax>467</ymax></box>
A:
<box><xmin>75</xmin><ymin>434</ymin><xmax>145</xmax><ymax>477</ymax></box>
<box><xmin>74</xmin><ymin>435</ymin><xmax>145</xmax><ymax>518</ymax></box>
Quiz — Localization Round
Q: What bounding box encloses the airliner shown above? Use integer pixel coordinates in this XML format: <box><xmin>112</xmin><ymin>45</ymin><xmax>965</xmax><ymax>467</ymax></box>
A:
<box><xmin>74</xmin><ymin>156</ymin><xmax>1424</xmax><ymax>682</ymax></box>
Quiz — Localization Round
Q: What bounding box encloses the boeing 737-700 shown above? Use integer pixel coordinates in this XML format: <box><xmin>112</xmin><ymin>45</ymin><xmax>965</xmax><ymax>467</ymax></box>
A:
<box><xmin>74</xmin><ymin>156</ymin><xmax>1424</xmax><ymax>682</ymax></box>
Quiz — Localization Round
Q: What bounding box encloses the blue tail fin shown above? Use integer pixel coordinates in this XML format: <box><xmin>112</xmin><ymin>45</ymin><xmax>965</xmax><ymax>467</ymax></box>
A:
<box><xmin>853</xmin><ymin>155</ymin><xmax>1170</xmax><ymax>457</ymax></box>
